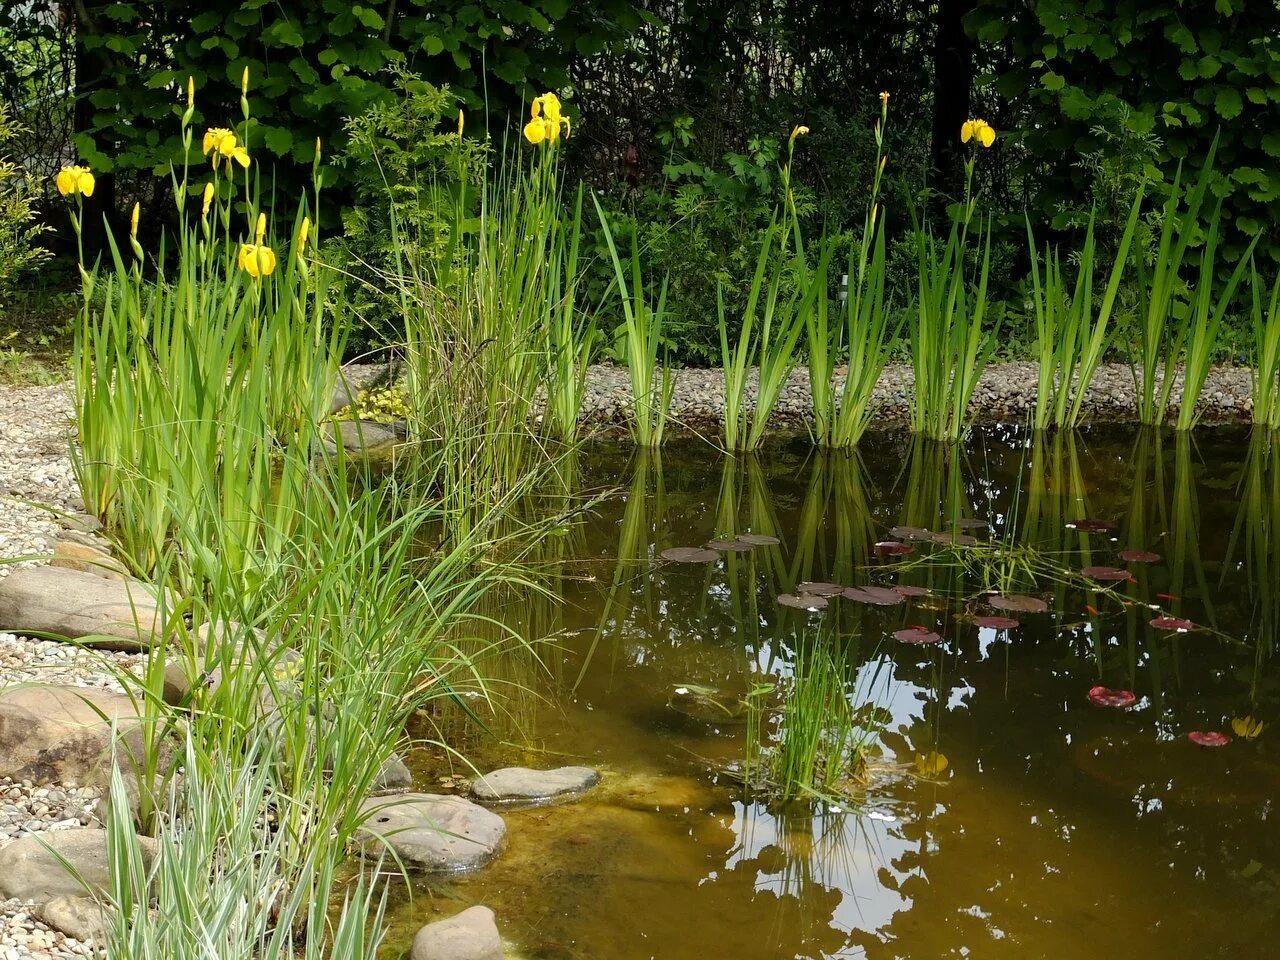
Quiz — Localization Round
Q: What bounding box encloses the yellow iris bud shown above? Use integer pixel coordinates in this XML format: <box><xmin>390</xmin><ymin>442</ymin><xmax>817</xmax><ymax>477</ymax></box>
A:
<box><xmin>457</xmin><ymin>109</ymin><xmax>465</xmax><ymax>137</ymax></box>
<box><xmin>241</xmin><ymin>66</ymin><xmax>250</xmax><ymax>93</ymax></box>
<box><xmin>298</xmin><ymin>216</ymin><xmax>311</xmax><ymax>256</ymax></box>
<box><xmin>187</xmin><ymin>76</ymin><xmax>195</xmax><ymax>110</ymax></box>
<box><xmin>201</xmin><ymin>182</ymin><xmax>215</xmax><ymax>216</ymax></box>
<box><xmin>255</xmin><ymin>212</ymin><xmax>267</xmax><ymax>243</ymax></box>
<box><xmin>789</xmin><ymin>124</ymin><xmax>810</xmax><ymax>144</ymax></box>
<box><xmin>238</xmin><ymin>243</ymin><xmax>277</xmax><ymax>279</ymax></box>
<box><xmin>129</xmin><ymin>202</ymin><xmax>140</xmax><ymax>239</ymax></box>
<box><xmin>55</xmin><ymin>165</ymin><xmax>95</xmax><ymax>198</ymax></box>
<box><xmin>879</xmin><ymin>91</ymin><xmax>889</xmax><ymax>106</ymax></box>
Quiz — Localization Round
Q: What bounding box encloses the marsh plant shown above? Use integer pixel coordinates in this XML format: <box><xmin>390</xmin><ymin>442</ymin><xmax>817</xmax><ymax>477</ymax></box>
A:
<box><xmin>1250</xmin><ymin>264</ymin><xmax>1280</xmax><ymax>431</ymax></box>
<box><xmin>908</xmin><ymin>121</ymin><xmax>997</xmax><ymax>442</ymax></box>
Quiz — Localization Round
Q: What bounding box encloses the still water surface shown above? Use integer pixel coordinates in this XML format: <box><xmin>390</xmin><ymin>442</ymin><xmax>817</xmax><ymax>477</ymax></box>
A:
<box><xmin>390</xmin><ymin>425</ymin><xmax>1280</xmax><ymax>958</ymax></box>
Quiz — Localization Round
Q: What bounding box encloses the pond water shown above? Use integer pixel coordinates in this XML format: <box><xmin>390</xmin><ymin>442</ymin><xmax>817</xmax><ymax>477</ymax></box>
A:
<box><xmin>386</xmin><ymin>425</ymin><xmax>1280</xmax><ymax>959</ymax></box>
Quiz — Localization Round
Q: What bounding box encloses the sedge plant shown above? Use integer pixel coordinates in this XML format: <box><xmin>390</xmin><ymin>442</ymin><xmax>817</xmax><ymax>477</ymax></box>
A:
<box><xmin>1249</xmin><ymin>262</ymin><xmax>1280</xmax><ymax>430</ymax></box>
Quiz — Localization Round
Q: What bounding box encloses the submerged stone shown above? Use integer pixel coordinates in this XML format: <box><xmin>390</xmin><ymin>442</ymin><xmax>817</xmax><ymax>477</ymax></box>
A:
<box><xmin>470</xmin><ymin>765</ymin><xmax>600</xmax><ymax>803</ymax></box>
<box><xmin>357</xmin><ymin>794</ymin><xmax>505</xmax><ymax>873</ymax></box>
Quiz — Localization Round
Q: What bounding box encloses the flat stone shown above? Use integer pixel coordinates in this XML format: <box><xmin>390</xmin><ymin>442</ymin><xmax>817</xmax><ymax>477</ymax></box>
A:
<box><xmin>0</xmin><ymin>828</ymin><xmax>156</xmax><ymax>901</ymax></box>
<box><xmin>0</xmin><ymin>566</ymin><xmax>163</xmax><ymax>650</ymax></box>
<box><xmin>412</xmin><ymin>905</ymin><xmax>502</xmax><ymax>960</ymax></box>
<box><xmin>50</xmin><ymin>540</ymin><xmax>129</xmax><ymax>580</ymax></box>
<box><xmin>470</xmin><ymin>766</ymin><xmax>600</xmax><ymax>803</ymax></box>
<box><xmin>0</xmin><ymin>684</ymin><xmax>149</xmax><ymax>786</ymax></box>
<box><xmin>357</xmin><ymin>794</ymin><xmax>505</xmax><ymax>873</ymax></box>
<box><xmin>34</xmin><ymin>895</ymin><xmax>109</xmax><ymax>943</ymax></box>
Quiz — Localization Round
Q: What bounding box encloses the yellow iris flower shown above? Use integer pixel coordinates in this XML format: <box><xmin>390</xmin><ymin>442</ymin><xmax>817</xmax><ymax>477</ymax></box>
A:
<box><xmin>238</xmin><ymin>242</ymin><xmax>277</xmax><ymax>278</ymax></box>
<box><xmin>55</xmin><ymin>165</ymin><xmax>95</xmax><ymax>198</ymax></box>
<box><xmin>202</xmin><ymin>127</ymin><xmax>251</xmax><ymax>169</ymax></box>
<box><xmin>960</xmin><ymin>118</ymin><xmax>996</xmax><ymax>148</ymax></box>
<box><xmin>915</xmin><ymin>750</ymin><xmax>949</xmax><ymax>778</ymax></box>
<box><xmin>1232</xmin><ymin>715</ymin><xmax>1264</xmax><ymax>739</ymax></box>
<box><xmin>523</xmin><ymin>92</ymin><xmax>571</xmax><ymax>145</ymax></box>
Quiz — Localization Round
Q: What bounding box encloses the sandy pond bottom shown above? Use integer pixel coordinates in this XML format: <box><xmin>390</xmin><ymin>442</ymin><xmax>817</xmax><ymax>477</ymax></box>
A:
<box><xmin>383</xmin><ymin>424</ymin><xmax>1280</xmax><ymax>959</ymax></box>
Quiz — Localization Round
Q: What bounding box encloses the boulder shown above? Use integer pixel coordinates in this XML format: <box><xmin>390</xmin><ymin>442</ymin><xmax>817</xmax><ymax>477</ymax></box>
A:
<box><xmin>470</xmin><ymin>766</ymin><xmax>600</xmax><ymax>804</ymax></box>
<box><xmin>0</xmin><ymin>566</ymin><xmax>163</xmax><ymax>650</ymax></box>
<box><xmin>327</xmin><ymin>420</ymin><xmax>402</xmax><ymax>454</ymax></box>
<box><xmin>0</xmin><ymin>828</ymin><xmax>156</xmax><ymax>901</ymax></box>
<box><xmin>371</xmin><ymin>754</ymin><xmax>413</xmax><ymax>794</ymax></box>
<box><xmin>357</xmin><ymin>794</ymin><xmax>505</xmax><ymax>873</ymax></box>
<box><xmin>34</xmin><ymin>895</ymin><xmax>110</xmax><ymax>943</ymax></box>
<box><xmin>50</xmin><ymin>540</ymin><xmax>129</xmax><ymax>580</ymax></box>
<box><xmin>411</xmin><ymin>906</ymin><xmax>502</xmax><ymax>960</ymax></box>
<box><xmin>0</xmin><ymin>684</ymin><xmax>149</xmax><ymax>786</ymax></box>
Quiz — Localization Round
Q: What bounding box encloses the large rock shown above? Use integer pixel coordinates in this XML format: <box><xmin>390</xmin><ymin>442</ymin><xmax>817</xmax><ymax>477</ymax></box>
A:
<box><xmin>327</xmin><ymin>420</ymin><xmax>404</xmax><ymax>454</ymax></box>
<box><xmin>0</xmin><ymin>828</ymin><xmax>156</xmax><ymax>901</ymax></box>
<box><xmin>0</xmin><ymin>685</ymin><xmax>149</xmax><ymax>786</ymax></box>
<box><xmin>370</xmin><ymin>754</ymin><xmax>413</xmax><ymax>794</ymax></box>
<box><xmin>357</xmin><ymin>794</ymin><xmax>505</xmax><ymax>873</ymax></box>
<box><xmin>470</xmin><ymin>766</ymin><xmax>600</xmax><ymax>804</ymax></box>
<box><xmin>50</xmin><ymin>540</ymin><xmax>129</xmax><ymax>581</ymax></box>
<box><xmin>0</xmin><ymin>566</ymin><xmax>163</xmax><ymax>650</ymax></box>
<box><xmin>34</xmin><ymin>895</ymin><xmax>109</xmax><ymax>943</ymax></box>
<box><xmin>412</xmin><ymin>906</ymin><xmax>502</xmax><ymax>960</ymax></box>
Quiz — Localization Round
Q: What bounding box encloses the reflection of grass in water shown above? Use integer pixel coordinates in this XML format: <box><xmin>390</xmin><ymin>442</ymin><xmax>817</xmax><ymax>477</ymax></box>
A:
<box><xmin>744</xmin><ymin>629</ymin><xmax>888</xmax><ymax>806</ymax></box>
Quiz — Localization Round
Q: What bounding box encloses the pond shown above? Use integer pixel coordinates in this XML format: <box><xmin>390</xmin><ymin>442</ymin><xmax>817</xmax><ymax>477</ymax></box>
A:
<box><xmin>386</xmin><ymin>425</ymin><xmax>1280</xmax><ymax>959</ymax></box>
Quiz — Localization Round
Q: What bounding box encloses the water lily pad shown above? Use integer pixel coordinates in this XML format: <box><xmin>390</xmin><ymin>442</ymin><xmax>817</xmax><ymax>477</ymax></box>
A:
<box><xmin>796</xmin><ymin>581</ymin><xmax>844</xmax><ymax>597</ymax></box>
<box><xmin>706</xmin><ymin>538</ymin><xmax>753</xmax><ymax>553</ymax></box>
<box><xmin>661</xmin><ymin>547</ymin><xmax>719</xmax><ymax>563</ymax></box>
<box><xmin>891</xmin><ymin>584</ymin><xmax>931</xmax><ymax>598</ymax></box>
<box><xmin>1187</xmin><ymin>730</ymin><xmax>1231</xmax><ymax>747</ymax></box>
<box><xmin>873</xmin><ymin>541</ymin><xmax>914</xmax><ymax>557</ymax></box>
<box><xmin>1081</xmin><ymin>565</ymin><xmax>1130</xmax><ymax>582</ymax></box>
<box><xmin>890</xmin><ymin>525</ymin><xmax>933</xmax><ymax>541</ymax></box>
<box><xmin>1067</xmin><ymin>518</ymin><xmax>1115</xmax><ymax>533</ymax></box>
<box><xmin>1119</xmin><ymin>549</ymin><xmax>1161</xmax><ymax>564</ymax></box>
<box><xmin>1088</xmin><ymin>686</ymin><xmax>1136</xmax><ymax>708</ymax></box>
<box><xmin>1150</xmin><ymin>615</ymin><xmax>1195</xmax><ymax>632</ymax></box>
<box><xmin>914</xmin><ymin>750</ymin><xmax>949</xmax><ymax>778</ymax></box>
<box><xmin>973</xmin><ymin>615</ymin><xmax>1020</xmax><ymax>629</ymax></box>
<box><xmin>894</xmin><ymin>627</ymin><xmax>942</xmax><ymax>644</ymax></box>
<box><xmin>778</xmin><ymin>593</ymin><xmax>828</xmax><ymax>611</ymax></box>
<box><xmin>736</xmin><ymin>533</ymin><xmax>781</xmax><ymax>547</ymax></box>
<box><xmin>843</xmin><ymin>585</ymin><xmax>906</xmax><ymax>606</ymax></box>
<box><xmin>931</xmin><ymin>531</ymin><xmax>979</xmax><ymax>546</ymax></box>
<box><xmin>952</xmin><ymin>518</ymin><xmax>989</xmax><ymax>530</ymax></box>
<box><xmin>989</xmin><ymin>594</ymin><xmax>1048</xmax><ymax>614</ymax></box>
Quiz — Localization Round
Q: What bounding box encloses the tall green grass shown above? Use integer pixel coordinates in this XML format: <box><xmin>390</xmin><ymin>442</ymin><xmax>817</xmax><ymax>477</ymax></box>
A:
<box><xmin>1026</xmin><ymin>195</ymin><xmax>1142</xmax><ymax>430</ymax></box>
<box><xmin>1250</xmin><ymin>264</ymin><xmax>1280</xmax><ymax>430</ymax></box>
<box><xmin>545</xmin><ymin>185</ymin><xmax>597</xmax><ymax>442</ymax></box>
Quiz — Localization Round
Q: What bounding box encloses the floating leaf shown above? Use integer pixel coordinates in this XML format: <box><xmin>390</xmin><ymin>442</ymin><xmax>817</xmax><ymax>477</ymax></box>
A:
<box><xmin>873</xmin><ymin>541</ymin><xmax>914</xmax><ymax>557</ymax></box>
<box><xmin>891</xmin><ymin>584</ymin><xmax>931</xmax><ymax>598</ymax></box>
<box><xmin>1241</xmin><ymin>859</ymin><xmax>1264</xmax><ymax>878</ymax></box>
<box><xmin>889</xmin><ymin>525</ymin><xmax>933</xmax><ymax>541</ymax></box>
<box><xmin>1231</xmin><ymin>716</ymin><xmax>1264</xmax><ymax>739</ymax></box>
<box><xmin>894</xmin><ymin>627</ymin><xmax>942</xmax><ymax>644</ymax></box>
<box><xmin>1081</xmin><ymin>565</ymin><xmax>1130</xmax><ymax>582</ymax></box>
<box><xmin>973</xmin><ymin>615</ymin><xmax>1019</xmax><ymax>629</ymax></box>
<box><xmin>796</xmin><ymin>581</ymin><xmax>845</xmax><ymax>597</ymax></box>
<box><xmin>914</xmin><ymin>750</ymin><xmax>949</xmax><ymax>778</ymax></box>
<box><xmin>778</xmin><ymin>593</ymin><xmax>828</xmax><ymax>611</ymax></box>
<box><xmin>1150</xmin><ymin>615</ymin><xmax>1195</xmax><ymax>632</ymax></box>
<box><xmin>931</xmin><ymin>531</ymin><xmax>979</xmax><ymax>546</ymax></box>
<box><xmin>844</xmin><ymin>585</ymin><xmax>906</xmax><ymax>606</ymax></box>
<box><xmin>989</xmin><ymin>594</ymin><xmax>1049</xmax><ymax>614</ymax></box>
<box><xmin>1067</xmin><ymin>518</ymin><xmax>1115</xmax><ymax>533</ymax></box>
<box><xmin>1119</xmin><ymin>549</ymin><xmax>1161</xmax><ymax>564</ymax></box>
<box><xmin>952</xmin><ymin>518</ymin><xmax>989</xmax><ymax>530</ymax></box>
<box><xmin>736</xmin><ymin>533</ymin><xmax>781</xmax><ymax>546</ymax></box>
<box><xmin>1088</xmin><ymin>686</ymin><xmax>1136</xmax><ymax>708</ymax></box>
<box><xmin>661</xmin><ymin>547</ymin><xmax>719</xmax><ymax>563</ymax></box>
<box><xmin>1188</xmin><ymin>730</ymin><xmax>1231</xmax><ymax>747</ymax></box>
<box><xmin>706</xmin><ymin>538</ymin><xmax>753</xmax><ymax>553</ymax></box>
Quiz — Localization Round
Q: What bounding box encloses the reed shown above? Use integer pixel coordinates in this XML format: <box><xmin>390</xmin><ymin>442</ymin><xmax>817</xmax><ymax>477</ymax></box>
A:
<box><xmin>1250</xmin><ymin>263</ymin><xmax>1280</xmax><ymax>430</ymax></box>
<box><xmin>545</xmin><ymin>185</ymin><xmax>597</xmax><ymax>442</ymax></box>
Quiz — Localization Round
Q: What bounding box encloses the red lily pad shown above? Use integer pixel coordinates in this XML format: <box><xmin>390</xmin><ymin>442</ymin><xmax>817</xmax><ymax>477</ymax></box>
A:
<box><xmin>891</xmin><ymin>584</ymin><xmax>932</xmax><ymax>598</ymax></box>
<box><xmin>736</xmin><ymin>533</ymin><xmax>781</xmax><ymax>546</ymax></box>
<box><xmin>706</xmin><ymin>538</ymin><xmax>753</xmax><ymax>553</ymax></box>
<box><xmin>1081</xmin><ymin>565</ymin><xmax>1131</xmax><ymax>582</ymax></box>
<box><xmin>778</xmin><ymin>593</ymin><xmax>829</xmax><ymax>611</ymax></box>
<box><xmin>931</xmin><ymin>531</ymin><xmax>979</xmax><ymax>546</ymax></box>
<box><xmin>989</xmin><ymin>594</ymin><xmax>1049</xmax><ymax>614</ymax></box>
<box><xmin>1119</xmin><ymin>549</ymin><xmax>1161</xmax><ymax>564</ymax></box>
<box><xmin>661</xmin><ymin>547</ymin><xmax>719</xmax><ymax>563</ymax></box>
<box><xmin>1187</xmin><ymin>730</ymin><xmax>1231</xmax><ymax>748</ymax></box>
<box><xmin>843</xmin><ymin>585</ymin><xmax>906</xmax><ymax>606</ymax></box>
<box><xmin>894</xmin><ymin>627</ymin><xmax>943</xmax><ymax>644</ymax></box>
<box><xmin>1088</xmin><ymin>686</ymin><xmax>1136</xmax><ymax>708</ymax></box>
<box><xmin>1067</xmin><ymin>518</ymin><xmax>1115</xmax><ymax>533</ymax></box>
<box><xmin>889</xmin><ymin>525</ymin><xmax>934</xmax><ymax>541</ymax></box>
<box><xmin>1150</xmin><ymin>616</ymin><xmax>1195</xmax><ymax>632</ymax></box>
<box><xmin>796</xmin><ymin>581</ymin><xmax>845</xmax><ymax>597</ymax></box>
<box><xmin>873</xmin><ymin>541</ymin><xmax>914</xmax><ymax>557</ymax></box>
<box><xmin>973</xmin><ymin>615</ymin><xmax>1020</xmax><ymax>629</ymax></box>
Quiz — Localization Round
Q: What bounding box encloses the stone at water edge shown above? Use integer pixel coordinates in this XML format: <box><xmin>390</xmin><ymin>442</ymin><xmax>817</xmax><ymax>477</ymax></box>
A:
<box><xmin>0</xmin><ymin>565</ymin><xmax>163</xmax><ymax>650</ymax></box>
<box><xmin>327</xmin><ymin>419</ymin><xmax>404</xmax><ymax>453</ymax></box>
<box><xmin>0</xmin><ymin>685</ymin><xmax>154</xmax><ymax>787</ymax></box>
<box><xmin>470</xmin><ymin>766</ymin><xmax>600</xmax><ymax>803</ymax></box>
<box><xmin>412</xmin><ymin>905</ymin><xmax>503</xmax><ymax>960</ymax></box>
<box><xmin>0</xmin><ymin>828</ymin><xmax>157</xmax><ymax>901</ymax></box>
<box><xmin>356</xmin><ymin>794</ymin><xmax>505</xmax><ymax>873</ymax></box>
<box><xmin>35</xmin><ymin>896</ymin><xmax>110</xmax><ymax>944</ymax></box>
<box><xmin>370</xmin><ymin>754</ymin><xmax>413</xmax><ymax>794</ymax></box>
<box><xmin>50</xmin><ymin>539</ymin><xmax>130</xmax><ymax>581</ymax></box>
